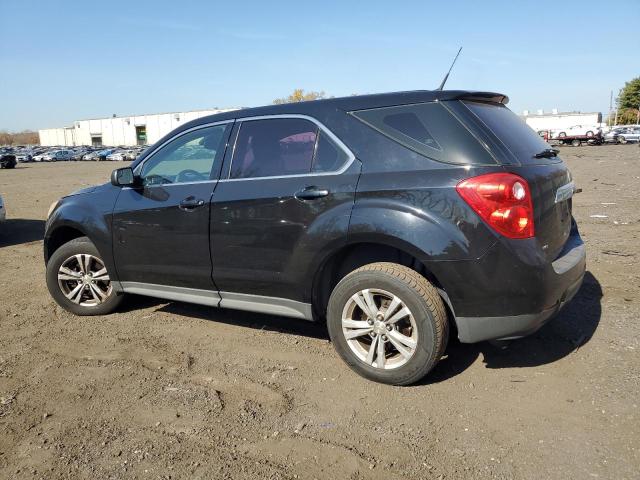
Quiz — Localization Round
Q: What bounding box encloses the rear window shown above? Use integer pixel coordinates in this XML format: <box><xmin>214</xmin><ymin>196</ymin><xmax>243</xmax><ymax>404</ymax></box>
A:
<box><xmin>352</xmin><ymin>102</ymin><xmax>495</xmax><ymax>165</ymax></box>
<box><xmin>463</xmin><ymin>101</ymin><xmax>554</xmax><ymax>163</ymax></box>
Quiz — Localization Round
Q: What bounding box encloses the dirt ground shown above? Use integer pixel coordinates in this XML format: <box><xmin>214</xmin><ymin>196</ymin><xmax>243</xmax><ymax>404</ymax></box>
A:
<box><xmin>0</xmin><ymin>145</ymin><xmax>638</xmax><ymax>480</ymax></box>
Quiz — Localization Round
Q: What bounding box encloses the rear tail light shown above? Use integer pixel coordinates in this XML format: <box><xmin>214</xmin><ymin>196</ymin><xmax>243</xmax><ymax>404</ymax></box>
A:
<box><xmin>456</xmin><ymin>173</ymin><xmax>534</xmax><ymax>239</ymax></box>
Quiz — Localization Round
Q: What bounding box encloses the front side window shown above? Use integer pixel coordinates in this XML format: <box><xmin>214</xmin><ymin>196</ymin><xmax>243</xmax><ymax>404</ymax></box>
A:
<box><xmin>230</xmin><ymin>118</ymin><xmax>318</xmax><ymax>179</ymax></box>
<box><xmin>140</xmin><ymin>124</ymin><xmax>229</xmax><ymax>186</ymax></box>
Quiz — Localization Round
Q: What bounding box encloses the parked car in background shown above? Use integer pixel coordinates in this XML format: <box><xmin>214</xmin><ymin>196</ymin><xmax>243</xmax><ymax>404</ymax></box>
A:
<box><xmin>46</xmin><ymin>149</ymin><xmax>75</xmax><ymax>162</ymax></box>
<box><xmin>16</xmin><ymin>149</ymin><xmax>36</xmax><ymax>162</ymax></box>
<box><xmin>44</xmin><ymin>89</ymin><xmax>585</xmax><ymax>385</ymax></box>
<box><xmin>124</xmin><ymin>149</ymin><xmax>141</xmax><ymax>161</ymax></box>
<box><xmin>616</xmin><ymin>126</ymin><xmax>640</xmax><ymax>144</ymax></box>
<box><xmin>106</xmin><ymin>150</ymin><xmax>128</xmax><ymax>161</ymax></box>
<box><xmin>550</xmin><ymin>124</ymin><xmax>600</xmax><ymax>139</ymax></box>
<box><xmin>33</xmin><ymin>151</ymin><xmax>48</xmax><ymax>162</ymax></box>
<box><xmin>603</xmin><ymin>127</ymin><xmax>627</xmax><ymax>144</ymax></box>
<box><xmin>70</xmin><ymin>148</ymin><xmax>90</xmax><ymax>161</ymax></box>
<box><xmin>0</xmin><ymin>194</ymin><xmax>5</xmax><ymax>222</ymax></box>
<box><xmin>0</xmin><ymin>149</ymin><xmax>17</xmax><ymax>169</ymax></box>
<box><xmin>81</xmin><ymin>150</ymin><xmax>100</xmax><ymax>161</ymax></box>
<box><xmin>96</xmin><ymin>149</ymin><xmax>115</xmax><ymax>161</ymax></box>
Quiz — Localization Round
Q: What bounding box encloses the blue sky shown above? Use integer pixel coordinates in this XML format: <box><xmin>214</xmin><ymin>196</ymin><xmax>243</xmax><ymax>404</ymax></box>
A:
<box><xmin>0</xmin><ymin>0</ymin><xmax>638</xmax><ymax>131</ymax></box>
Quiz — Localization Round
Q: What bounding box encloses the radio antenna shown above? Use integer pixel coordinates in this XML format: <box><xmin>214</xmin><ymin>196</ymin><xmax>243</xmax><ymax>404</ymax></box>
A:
<box><xmin>437</xmin><ymin>47</ymin><xmax>462</xmax><ymax>91</ymax></box>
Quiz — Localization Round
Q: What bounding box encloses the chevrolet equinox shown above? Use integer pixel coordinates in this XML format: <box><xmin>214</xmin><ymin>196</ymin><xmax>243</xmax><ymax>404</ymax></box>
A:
<box><xmin>44</xmin><ymin>90</ymin><xmax>586</xmax><ymax>385</ymax></box>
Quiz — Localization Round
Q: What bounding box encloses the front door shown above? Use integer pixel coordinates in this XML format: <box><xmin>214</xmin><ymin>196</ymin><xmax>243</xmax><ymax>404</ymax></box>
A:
<box><xmin>112</xmin><ymin>122</ymin><xmax>232</xmax><ymax>291</ymax></box>
<box><xmin>210</xmin><ymin>116</ymin><xmax>360</xmax><ymax>302</ymax></box>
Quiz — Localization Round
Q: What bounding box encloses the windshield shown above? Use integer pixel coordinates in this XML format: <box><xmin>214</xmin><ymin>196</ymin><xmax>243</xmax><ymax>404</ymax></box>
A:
<box><xmin>463</xmin><ymin>101</ymin><xmax>556</xmax><ymax>164</ymax></box>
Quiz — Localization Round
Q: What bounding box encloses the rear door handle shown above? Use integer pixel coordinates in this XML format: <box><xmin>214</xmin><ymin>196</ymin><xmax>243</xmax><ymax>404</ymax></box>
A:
<box><xmin>295</xmin><ymin>186</ymin><xmax>329</xmax><ymax>200</ymax></box>
<box><xmin>179</xmin><ymin>196</ymin><xmax>205</xmax><ymax>211</ymax></box>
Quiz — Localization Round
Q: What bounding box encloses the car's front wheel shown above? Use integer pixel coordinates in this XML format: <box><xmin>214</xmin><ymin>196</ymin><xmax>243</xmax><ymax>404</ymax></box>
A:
<box><xmin>327</xmin><ymin>262</ymin><xmax>448</xmax><ymax>385</ymax></box>
<box><xmin>46</xmin><ymin>236</ymin><xmax>124</xmax><ymax>315</ymax></box>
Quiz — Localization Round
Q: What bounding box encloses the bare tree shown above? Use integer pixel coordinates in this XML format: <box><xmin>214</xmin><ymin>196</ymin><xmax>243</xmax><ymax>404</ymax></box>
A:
<box><xmin>0</xmin><ymin>130</ymin><xmax>39</xmax><ymax>146</ymax></box>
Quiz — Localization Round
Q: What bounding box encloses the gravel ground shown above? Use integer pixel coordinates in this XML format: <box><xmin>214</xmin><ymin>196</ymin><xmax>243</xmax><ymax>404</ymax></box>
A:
<box><xmin>0</xmin><ymin>145</ymin><xmax>639</xmax><ymax>479</ymax></box>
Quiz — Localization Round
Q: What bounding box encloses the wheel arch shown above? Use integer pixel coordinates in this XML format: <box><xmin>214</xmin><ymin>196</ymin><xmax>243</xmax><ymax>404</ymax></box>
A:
<box><xmin>311</xmin><ymin>239</ymin><xmax>455</xmax><ymax>330</ymax></box>
<box><xmin>44</xmin><ymin>224</ymin><xmax>88</xmax><ymax>263</ymax></box>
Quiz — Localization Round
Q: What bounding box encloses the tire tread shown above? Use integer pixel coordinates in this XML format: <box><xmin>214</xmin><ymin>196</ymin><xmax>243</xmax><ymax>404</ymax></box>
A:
<box><xmin>331</xmin><ymin>262</ymin><xmax>449</xmax><ymax>385</ymax></box>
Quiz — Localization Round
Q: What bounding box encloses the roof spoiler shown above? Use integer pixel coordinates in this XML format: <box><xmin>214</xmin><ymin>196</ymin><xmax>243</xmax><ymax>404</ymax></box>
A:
<box><xmin>453</xmin><ymin>92</ymin><xmax>509</xmax><ymax>105</ymax></box>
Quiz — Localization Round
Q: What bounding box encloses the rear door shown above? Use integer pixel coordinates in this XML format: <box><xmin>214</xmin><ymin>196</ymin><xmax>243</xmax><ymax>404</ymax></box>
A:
<box><xmin>210</xmin><ymin>115</ymin><xmax>359</xmax><ymax>302</ymax></box>
<box><xmin>457</xmin><ymin>100</ymin><xmax>574</xmax><ymax>259</ymax></box>
<box><xmin>112</xmin><ymin>122</ymin><xmax>232</xmax><ymax>290</ymax></box>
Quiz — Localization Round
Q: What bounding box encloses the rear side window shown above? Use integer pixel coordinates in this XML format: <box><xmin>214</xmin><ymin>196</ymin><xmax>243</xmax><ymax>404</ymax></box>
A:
<box><xmin>380</xmin><ymin>111</ymin><xmax>440</xmax><ymax>151</ymax></box>
<box><xmin>312</xmin><ymin>131</ymin><xmax>350</xmax><ymax>173</ymax></box>
<box><xmin>231</xmin><ymin>118</ymin><xmax>317</xmax><ymax>179</ymax></box>
<box><xmin>463</xmin><ymin>101</ymin><xmax>554</xmax><ymax>164</ymax></box>
<box><xmin>352</xmin><ymin>102</ymin><xmax>495</xmax><ymax>165</ymax></box>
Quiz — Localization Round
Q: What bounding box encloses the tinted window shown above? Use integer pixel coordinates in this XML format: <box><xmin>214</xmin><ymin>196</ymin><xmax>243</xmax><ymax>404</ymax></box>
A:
<box><xmin>312</xmin><ymin>131</ymin><xmax>350</xmax><ymax>172</ymax></box>
<box><xmin>141</xmin><ymin>124</ymin><xmax>229</xmax><ymax>186</ymax></box>
<box><xmin>463</xmin><ymin>101</ymin><xmax>554</xmax><ymax>164</ymax></box>
<box><xmin>231</xmin><ymin>118</ymin><xmax>317</xmax><ymax>179</ymax></box>
<box><xmin>382</xmin><ymin>111</ymin><xmax>440</xmax><ymax>150</ymax></box>
<box><xmin>352</xmin><ymin>102</ymin><xmax>494</xmax><ymax>165</ymax></box>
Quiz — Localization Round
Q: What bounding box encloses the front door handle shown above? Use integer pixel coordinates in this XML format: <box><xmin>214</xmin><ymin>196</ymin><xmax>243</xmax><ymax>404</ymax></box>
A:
<box><xmin>295</xmin><ymin>186</ymin><xmax>329</xmax><ymax>200</ymax></box>
<box><xmin>179</xmin><ymin>196</ymin><xmax>205</xmax><ymax>211</ymax></box>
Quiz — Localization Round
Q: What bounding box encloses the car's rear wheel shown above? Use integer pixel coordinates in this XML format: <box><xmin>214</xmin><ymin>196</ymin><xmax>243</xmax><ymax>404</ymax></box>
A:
<box><xmin>46</xmin><ymin>236</ymin><xmax>124</xmax><ymax>315</ymax></box>
<box><xmin>327</xmin><ymin>262</ymin><xmax>448</xmax><ymax>385</ymax></box>
<box><xmin>619</xmin><ymin>136</ymin><xmax>627</xmax><ymax>144</ymax></box>
<box><xmin>586</xmin><ymin>130</ymin><xmax>594</xmax><ymax>137</ymax></box>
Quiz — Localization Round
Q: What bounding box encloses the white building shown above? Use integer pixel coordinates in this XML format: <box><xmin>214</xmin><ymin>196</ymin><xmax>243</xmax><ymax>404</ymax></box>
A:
<box><xmin>520</xmin><ymin>109</ymin><xmax>602</xmax><ymax>133</ymax></box>
<box><xmin>39</xmin><ymin>108</ymin><xmax>238</xmax><ymax>147</ymax></box>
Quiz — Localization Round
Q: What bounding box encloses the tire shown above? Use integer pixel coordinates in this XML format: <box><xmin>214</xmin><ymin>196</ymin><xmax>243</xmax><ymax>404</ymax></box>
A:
<box><xmin>586</xmin><ymin>130</ymin><xmax>594</xmax><ymax>137</ymax></box>
<box><xmin>327</xmin><ymin>262</ymin><xmax>448</xmax><ymax>386</ymax></box>
<box><xmin>571</xmin><ymin>139</ymin><xmax>581</xmax><ymax>147</ymax></box>
<box><xmin>46</xmin><ymin>236</ymin><xmax>124</xmax><ymax>316</ymax></box>
<box><xmin>558</xmin><ymin>132</ymin><xmax>566</xmax><ymax>138</ymax></box>
<box><xmin>619</xmin><ymin>136</ymin><xmax>627</xmax><ymax>144</ymax></box>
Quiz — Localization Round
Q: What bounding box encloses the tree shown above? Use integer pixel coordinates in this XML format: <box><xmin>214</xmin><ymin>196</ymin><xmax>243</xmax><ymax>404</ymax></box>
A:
<box><xmin>616</xmin><ymin>77</ymin><xmax>640</xmax><ymax>125</ymax></box>
<box><xmin>0</xmin><ymin>130</ymin><xmax>39</xmax><ymax>146</ymax></box>
<box><xmin>273</xmin><ymin>89</ymin><xmax>326</xmax><ymax>104</ymax></box>
<box><xmin>618</xmin><ymin>77</ymin><xmax>640</xmax><ymax>110</ymax></box>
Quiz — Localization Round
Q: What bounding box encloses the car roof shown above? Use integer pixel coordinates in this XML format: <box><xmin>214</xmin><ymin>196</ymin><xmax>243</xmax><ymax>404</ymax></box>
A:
<box><xmin>182</xmin><ymin>89</ymin><xmax>508</xmax><ymax>127</ymax></box>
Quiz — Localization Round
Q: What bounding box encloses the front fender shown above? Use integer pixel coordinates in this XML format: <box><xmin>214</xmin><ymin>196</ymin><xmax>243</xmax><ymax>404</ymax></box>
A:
<box><xmin>45</xmin><ymin>184</ymin><xmax>120</xmax><ymax>284</ymax></box>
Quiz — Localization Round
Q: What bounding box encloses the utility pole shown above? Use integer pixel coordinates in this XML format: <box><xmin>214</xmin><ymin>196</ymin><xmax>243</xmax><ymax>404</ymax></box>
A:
<box><xmin>609</xmin><ymin>90</ymin><xmax>613</xmax><ymax>127</ymax></box>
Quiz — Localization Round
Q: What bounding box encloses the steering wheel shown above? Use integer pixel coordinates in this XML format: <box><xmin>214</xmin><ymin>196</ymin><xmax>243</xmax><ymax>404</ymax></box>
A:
<box><xmin>176</xmin><ymin>169</ymin><xmax>206</xmax><ymax>183</ymax></box>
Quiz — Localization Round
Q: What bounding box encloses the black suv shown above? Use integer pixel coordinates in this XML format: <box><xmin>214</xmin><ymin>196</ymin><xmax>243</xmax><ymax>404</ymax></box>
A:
<box><xmin>44</xmin><ymin>90</ymin><xmax>585</xmax><ymax>385</ymax></box>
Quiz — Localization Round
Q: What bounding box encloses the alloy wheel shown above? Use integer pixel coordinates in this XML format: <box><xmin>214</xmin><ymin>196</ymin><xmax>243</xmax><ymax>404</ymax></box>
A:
<box><xmin>57</xmin><ymin>254</ymin><xmax>111</xmax><ymax>306</ymax></box>
<box><xmin>341</xmin><ymin>288</ymin><xmax>418</xmax><ymax>370</ymax></box>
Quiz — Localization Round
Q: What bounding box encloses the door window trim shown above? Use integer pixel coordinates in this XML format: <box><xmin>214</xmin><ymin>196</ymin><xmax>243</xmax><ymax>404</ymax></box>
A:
<box><xmin>131</xmin><ymin>120</ymin><xmax>234</xmax><ymax>187</ymax></box>
<box><xmin>220</xmin><ymin>114</ymin><xmax>355</xmax><ymax>182</ymax></box>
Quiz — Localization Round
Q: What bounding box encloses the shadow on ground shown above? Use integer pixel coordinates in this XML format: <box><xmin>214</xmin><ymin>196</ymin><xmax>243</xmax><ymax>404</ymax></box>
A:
<box><xmin>122</xmin><ymin>294</ymin><xmax>329</xmax><ymax>340</ymax></box>
<box><xmin>120</xmin><ymin>271</ymin><xmax>601</xmax><ymax>383</ymax></box>
<box><xmin>0</xmin><ymin>219</ymin><xmax>45</xmax><ymax>247</ymax></box>
<box><xmin>422</xmin><ymin>271</ymin><xmax>602</xmax><ymax>385</ymax></box>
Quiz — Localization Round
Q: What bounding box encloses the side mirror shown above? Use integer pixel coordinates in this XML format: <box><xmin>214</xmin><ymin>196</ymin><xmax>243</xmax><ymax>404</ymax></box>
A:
<box><xmin>111</xmin><ymin>167</ymin><xmax>137</xmax><ymax>187</ymax></box>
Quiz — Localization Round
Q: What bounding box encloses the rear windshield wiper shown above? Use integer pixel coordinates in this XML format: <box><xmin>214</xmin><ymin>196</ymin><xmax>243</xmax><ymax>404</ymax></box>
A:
<box><xmin>534</xmin><ymin>148</ymin><xmax>559</xmax><ymax>159</ymax></box>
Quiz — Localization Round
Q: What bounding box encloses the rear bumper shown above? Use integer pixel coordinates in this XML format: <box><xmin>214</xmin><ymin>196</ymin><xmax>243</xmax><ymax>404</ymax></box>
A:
<box><xmin>456</xmin><ymin>268</ymin><xmax>584</xmax><ymax>343</ymax></box>
<box><xmin>433</xmin><ymin>225</ymin><xmax>586</xmax><ymax>343</ymax></box>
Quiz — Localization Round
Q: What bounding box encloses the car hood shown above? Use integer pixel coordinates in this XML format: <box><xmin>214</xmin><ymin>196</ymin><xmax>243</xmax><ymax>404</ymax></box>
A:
<box><xmin>65</xmin><ymin>182</ymin><xmax>109</xmax><ymax>198</ymax></box>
